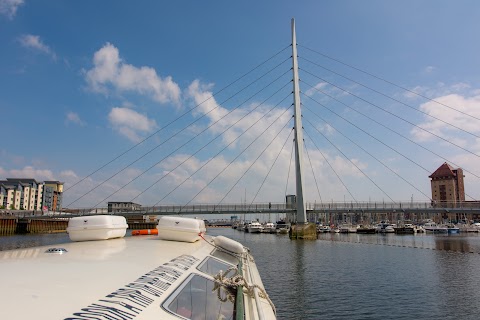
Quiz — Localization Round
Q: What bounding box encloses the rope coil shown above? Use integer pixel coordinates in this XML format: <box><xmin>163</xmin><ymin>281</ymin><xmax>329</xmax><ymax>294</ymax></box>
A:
<box><xmin>212</xmin><ymin>266</ymin><xmax>276</xmax><ymax>315</ymax></box>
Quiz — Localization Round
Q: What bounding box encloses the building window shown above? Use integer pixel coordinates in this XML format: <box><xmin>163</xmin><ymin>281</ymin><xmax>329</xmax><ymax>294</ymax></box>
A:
<box><xmin>439</xmin><ymin>185</ymin><xmax>446</xmax><ymax>201</ymax></box>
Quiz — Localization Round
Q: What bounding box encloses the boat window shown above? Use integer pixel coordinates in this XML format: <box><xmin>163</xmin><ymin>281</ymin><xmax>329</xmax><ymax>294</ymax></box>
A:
<box><xmin>210</xmin><ymin>249</ymin><xmax>239</xmax><ymax>265</ymax></box>
<box><xmin>198</xmin><ymin>256</ymin><xmax>237</xmax><ymax>277</ymax></box>
<box><xmin>164</xmin><ymin>274</ymin><xmax>234</xmax><ymax>320</ymax></box>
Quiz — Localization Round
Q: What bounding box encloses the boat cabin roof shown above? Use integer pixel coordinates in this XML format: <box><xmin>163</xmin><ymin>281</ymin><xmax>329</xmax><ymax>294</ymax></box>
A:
<box><xmin>0</xmin><ymin>234</ymin><xmax>274</xmax><ymax>319</ymax></box>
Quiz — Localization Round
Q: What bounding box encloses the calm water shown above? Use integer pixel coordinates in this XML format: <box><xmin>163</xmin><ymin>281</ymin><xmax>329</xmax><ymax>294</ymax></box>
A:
<box><xmin>2</xmin><ymin>230</ymin><xmax>480</xmax><ymax>319</ymax></box>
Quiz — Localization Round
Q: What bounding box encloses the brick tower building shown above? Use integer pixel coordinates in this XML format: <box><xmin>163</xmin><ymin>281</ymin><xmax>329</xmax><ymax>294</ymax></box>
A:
<box><xmin>429</xmin><ymin>162</ymin><xmax>465</xmax><ymax>204</ymax></box>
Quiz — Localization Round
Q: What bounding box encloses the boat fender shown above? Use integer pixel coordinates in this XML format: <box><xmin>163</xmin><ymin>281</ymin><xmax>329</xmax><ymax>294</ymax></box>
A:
<box><xmin>213</xmin><ymin>236</ymin><xmax>245</xmax><ymax>254</ymax></box>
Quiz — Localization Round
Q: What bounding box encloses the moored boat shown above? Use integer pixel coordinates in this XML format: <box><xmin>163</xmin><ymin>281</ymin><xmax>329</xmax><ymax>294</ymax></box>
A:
<box><xmin>248</xmin><ymin>221</ymin><xmax>263</xmax><ymax>233</ymax></box>
<box><xmin>423</xmin><ymin>221</ymin><xmax>448</xmax><ymax>233</ymax></box>
<box><xmin>356</xmin><ymin>225</ymin><xmax>376</xmax><ymax>234</ymax></box>
<box><xmin>317</xmin><ymin>225</ymin><xmax>331</xmax><ymax>233</ymax></box>
<box><xmin>338</xmin><ymin>224</ymin><xmax>358</xmax><ymax>233</ymax></box>
<box><xmin>275</xmin><ymin>220</ymin><xmax>290</xmax><ymax>234</ymax></box>
<box><xmin>446</xmin><ymin>225</ymin><xmax>460</xmax><ymax>234</ymax></box>
<box><xmin>0</xmin><ymin>215</ymin><xmax>276</xmax><ymax>319</ymax></box>
<box><xmin>263</xmin><ymin>222</ymin><xmax>276</xmax><ymax>233</ymax></box>
<box><xmin>375</xmin><ymin>221</ymin><xmax>395</xmax><ymax>233</ymax></box>
<box><xmin>394</xmin><ymin>223</ymin><xmax>415</xmax><ymax>234</ymax></box>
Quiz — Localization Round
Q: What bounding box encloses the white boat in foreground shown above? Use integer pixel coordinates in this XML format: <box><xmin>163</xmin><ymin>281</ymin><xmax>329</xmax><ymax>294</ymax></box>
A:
<box><xmin>0</xmin><ymin>215</ymin><xmax>276</xmax><ymax>319</ymax></box>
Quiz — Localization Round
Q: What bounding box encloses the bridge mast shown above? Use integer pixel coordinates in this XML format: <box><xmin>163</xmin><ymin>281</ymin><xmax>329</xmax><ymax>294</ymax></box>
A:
<box><xmin>291</xmin><ymin>18</ymin><xmax>307</xmax><ymax>224</ymax></box>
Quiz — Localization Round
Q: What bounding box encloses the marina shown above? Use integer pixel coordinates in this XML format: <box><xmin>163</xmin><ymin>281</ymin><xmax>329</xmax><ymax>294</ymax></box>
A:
<box><xmin>3</xmin><ymin>1</ymin><xmax>480</xmax><ymax>319</ymax></box>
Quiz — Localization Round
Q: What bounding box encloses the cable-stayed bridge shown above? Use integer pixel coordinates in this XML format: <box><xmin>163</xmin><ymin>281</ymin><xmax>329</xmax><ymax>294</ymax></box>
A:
<box><xmin>59</xmin><ymin>19</ymin><xmax>480</xmax><ymax>226</ymax></box>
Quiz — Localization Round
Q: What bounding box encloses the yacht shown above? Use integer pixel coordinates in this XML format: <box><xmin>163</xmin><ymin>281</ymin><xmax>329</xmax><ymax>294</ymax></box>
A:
<box><xmin>394</xmin><ymin>223</ymin><xmax>416</xmax><ymax>234</ymax></box>
<box><xmin>375</xmin><ymin>221</ymin><xmax>395</xmax><ymax>233</ymax></box>
<box><xmin>0</xmin><ymin>215</ymin><xmax>276</xmax><ymax>319</ymax></box>
<box><xmin>317</xmin><ymin>225</ymin><xmax>331</xmax><ymax>233</ymax></box>
<box><xmin>263</xmin><ymin>222</ymin><xmax>276</xmax><ymax>233</ymax></box>
<box><xmin>275</xmin><ymin>220</ymin><xmax>290</xmax><ymax>234</ymax></box>
<box><xmin>423</xmin><ymin>221</ymin><xmax>448</xmax><ymax>233</ymax></box>
<box><xmin>339</xmin><ymin>224</ymin><xmax>358</xmax><ymax>233</ymax></box>
<box><xmin>446</xmin><ymin>224</ymin><xmax>460</xmax><ymax>234</ymax></box>
<box><xmin>248</xmin><ymin>221</ymin><xmax>263</xmax><ymax>233</ymax></box>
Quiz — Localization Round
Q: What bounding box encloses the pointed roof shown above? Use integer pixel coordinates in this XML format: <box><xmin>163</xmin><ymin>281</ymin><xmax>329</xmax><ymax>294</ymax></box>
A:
<box><xmin>429</xmin><ymin>162</ymin><xmax>456</xmax><ymax>178</ymax></box>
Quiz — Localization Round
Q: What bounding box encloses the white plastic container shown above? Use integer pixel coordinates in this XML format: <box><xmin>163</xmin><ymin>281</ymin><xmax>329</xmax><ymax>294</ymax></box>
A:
<box><xmin>67</xmin><ymin>215</ymin><xmax>128</xmax><ymax>242</ymax></box>
<box><xmin>157</xmin><ymin>216</ymin><xmax>206</xmax><ymax>243</ymax></box>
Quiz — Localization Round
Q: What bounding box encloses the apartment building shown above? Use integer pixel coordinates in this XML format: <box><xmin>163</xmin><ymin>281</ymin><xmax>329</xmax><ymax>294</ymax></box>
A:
<box><xmin>4</xmin><ymin>178</ymin><xmax>43</xmax><ymax>210</ymax></box>
<box><xmin>0</xmin><ymin>181</ymin><xmax>22</xmax><ymax>209</ymax></box>
<box><xmin>43</xmin><ymin>181</ymin><xmax>64</xmax><ymax>211</ymax></box>
<box><xmin>0</xmin><ymin>178</ymin><xmax>62</xmax><ymax>211</ymax></box>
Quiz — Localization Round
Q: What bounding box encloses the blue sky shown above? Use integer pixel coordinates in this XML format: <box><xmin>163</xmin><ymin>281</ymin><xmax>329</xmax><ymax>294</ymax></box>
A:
<box><xmin>2</xmin><ymin>1</ymin><xmax>480</xmax><ymax>208</ymax></box>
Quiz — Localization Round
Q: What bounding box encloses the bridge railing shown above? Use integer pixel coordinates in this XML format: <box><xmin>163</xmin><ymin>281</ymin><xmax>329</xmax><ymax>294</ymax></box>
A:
<box><xmin>308</xmin><ymin>201</ymin><xmax>480</xmax><ymax>211</ymax></box>
<box><xmin>7</xmin><ymin>200</ymin><xmax>480</xmax><ymax>218</ymax></box>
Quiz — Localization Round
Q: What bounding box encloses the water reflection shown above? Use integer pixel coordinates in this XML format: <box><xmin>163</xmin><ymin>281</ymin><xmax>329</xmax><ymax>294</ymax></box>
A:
<box><xmin>435</xmin><ymin>236</ymin><xmax>471</xmax><ymax>252</ymax></box>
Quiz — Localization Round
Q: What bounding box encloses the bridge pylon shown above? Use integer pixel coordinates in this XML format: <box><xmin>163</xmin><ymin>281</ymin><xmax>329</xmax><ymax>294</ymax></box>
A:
<box><xmin>289</xmin><ymin>18</ymin><xmax>316</xmax><ymax>240</ymax></box>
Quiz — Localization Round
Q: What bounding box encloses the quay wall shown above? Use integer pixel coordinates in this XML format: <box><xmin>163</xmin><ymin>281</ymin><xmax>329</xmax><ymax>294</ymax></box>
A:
<box><xmin>0</xmin><ymin>217</ymin><xmax>69</xmax><ymax>235</ymax></box>
<box><xmin>0</xmin><ymin>218</ymin><xmax>17</xmax><ymax>235</ymax></box>
<box><xmin>26</xmin><ymin>219</ymin><xmax>69</xmax><ymax>234</ymax></box>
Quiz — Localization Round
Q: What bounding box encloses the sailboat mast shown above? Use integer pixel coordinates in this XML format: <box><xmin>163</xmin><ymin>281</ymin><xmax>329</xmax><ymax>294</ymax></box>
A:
<box><xmin>291</xmin><ymin>18</ymin><xmax>307</xmax><ymax>224</ymax></box>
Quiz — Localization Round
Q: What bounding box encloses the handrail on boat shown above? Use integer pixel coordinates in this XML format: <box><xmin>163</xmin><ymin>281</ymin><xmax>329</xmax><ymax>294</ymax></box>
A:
<box><xmin>245</xmin><ymin>254</ymin><xmax>266</xmax><ymax>320</ymax></box>
<box><xmin>235</xmin><ymin>259</ymin><xmax>245</xmax><ymax>320</ymax></box>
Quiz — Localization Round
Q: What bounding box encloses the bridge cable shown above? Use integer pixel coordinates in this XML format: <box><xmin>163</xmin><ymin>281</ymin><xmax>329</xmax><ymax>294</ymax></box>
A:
<box><xmin>64</xmin><ymin>44</ymin><xmax>292</xmax><ymax>194</ymax></box>
<box><xmin>303</xmin><ymin>139</ymin><xmax>323</xmax><ymax>205</ymax></box>
<box><xmin>131</xmin><ymin>93</ymin><xmax>292</xmax><ymax>206</ymax></box>
<box><xmin>66</xmin><ymin>60</ymin><xmax>292</xmax><ymax>208</ymax></box>
<box><xmin>298</xmin><ymin>44</ymin><xmax>480</xmax><ymax>123</ymax></box>
<box><xmin>301</xmin><ymin>80</ymin><xmax>480</xmax><ymax>197</ymax></box>
<box><xmin>92</xmin><ymin>75</ymin><xmax>292</xmax><ymax>208</ymax></box>
<box><xmin>218</xmin><ymin>125</ymin><xmax>293</xmax><ymax>208</ymax></box>
<box><xmin>300</xmin><ymin>68</ymin><xmax>480</xmax><ymax>159</ymax></box>
<box><xmin>154</xmin><ymin>101</ymin><xmax>292</xmax><ymax>208</ymax></box>
<box><xmin>179</xmin><ymin>115</ymin><xmax>291</xmax><ymax>213</ymax></box>
<box><xmin>304</xmin><ymin>126</ymin><xmax>395</xmax><ymax>204</ymax></box>
<box><xmin>302</xmin><ymin>104</ymin><xmax>433</xmax><ymax>201</ymax></box>
<box><xmin>237</xmin><ymin>126</ymin><xmax>294</xmax><ymax>209</ymax></box>
<box><xmin>301</xmin><ymin>131</ymin><xmax>359</xmax><ymax>204</ymax></box>
<box><xmin>300</xmin><ymin>56</ymin><xmax>480</xmax><ymax>140</ymax></box>
<box><xmin>97</xmin><ymin>79</ymin><xmax>290</xmax><ymax>205</ymax></box>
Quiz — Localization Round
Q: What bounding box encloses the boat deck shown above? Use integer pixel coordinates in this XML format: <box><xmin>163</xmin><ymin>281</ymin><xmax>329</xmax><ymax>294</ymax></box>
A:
<box><xmin>0</xmin><ymin>234</ymin><xmax>274</xmax><ymax>319</ymax></box>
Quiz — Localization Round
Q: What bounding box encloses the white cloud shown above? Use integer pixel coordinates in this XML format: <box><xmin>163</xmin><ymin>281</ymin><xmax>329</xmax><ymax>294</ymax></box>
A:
<box><xmin>404</xmin><ymin>82</ymin><xmax>472</xmax><ymax>100</ymax></box>
<box><xmin>65</xmin><ymin>112</ymin><xmax>85</xmax><ymax>126</ymax></box>
<box><xmin>0</xmin><ymin>0</ymin><xmax>23</xmax><ymax>19</ymax></box>
<box><xmin>18</xmin><ymin>34</ymin><xmax>57</xmax><ymax>60</ymax></box>
<box><xmin>60</xmin><ymin>170</ymin><xmax>78</xmax><ymax>180</ymax></box>
<box><xmin>7</xmin><ymin>166</ymin><xmax>56</xmax><ymax>181</ymax></box>
<box><xmin>85</xmin><ymin>43</ymin><xmax>181</xmax><ymax>106</ymax></box>
<box><xmin>411</xmin><ymin>93</ymin><xmax>480</xmax><ymax>143</ymax></box>
<box><xmin>108</xmin><ymin>107</ymin><xmax>157</xmax><ymax>142</ymax></box>
<box><xmin>304</xmin><ymin>82</ymin><xmax>328</xmax><ymax>97</ymax></box>
<box><xmin>423</xmin><ymin>66</ymin><xmax>435</xmax><ymax>74</ymax></box>
<box><xmin>135</xmin><ymin>79</ymin><xmax>374</xmax><ymax>204</ymax></box>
